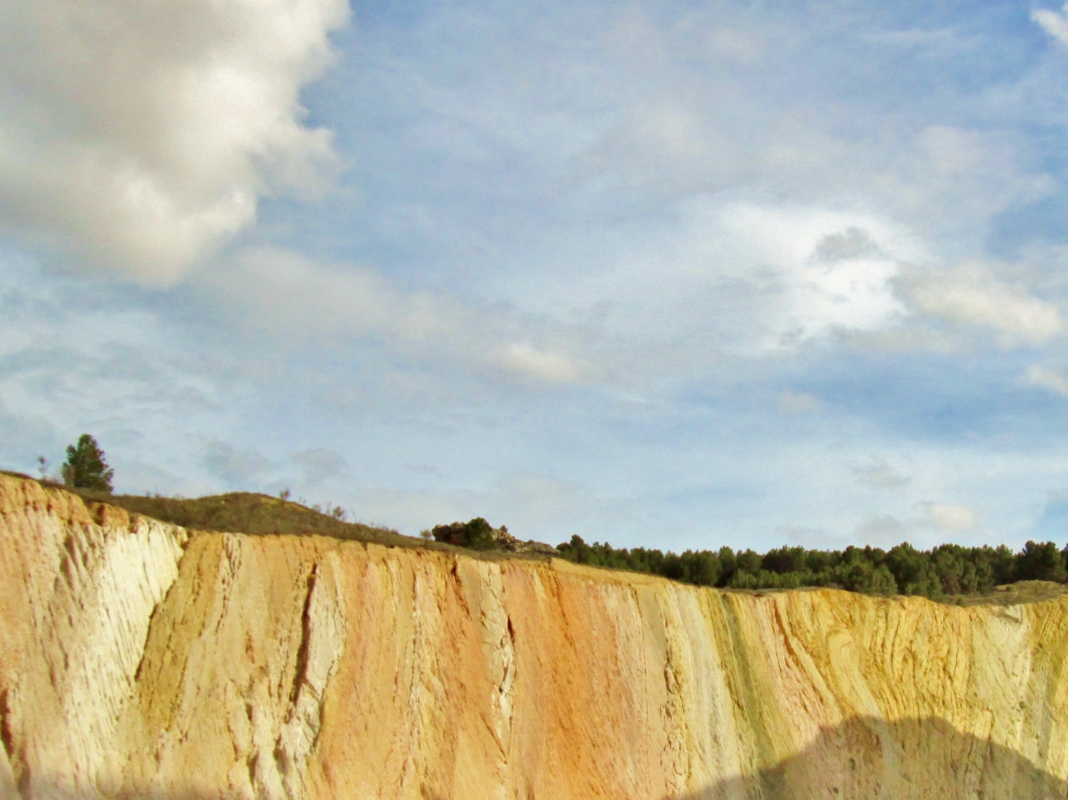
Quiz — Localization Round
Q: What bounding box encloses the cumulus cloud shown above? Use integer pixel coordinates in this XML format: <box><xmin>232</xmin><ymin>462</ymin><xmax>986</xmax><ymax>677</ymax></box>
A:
<box><xmin>208</xmin><ymin>246</ymin><xmax>593</xmax><ymax>386</ymax></box>
<box><xmin>896</xmin><ymin>263</ymin><xmax>1063</xmax><ymax>347</ymax></box>
<box><xmin>711</xmin><ymin>205</ymin><xmax>909</xmax><ymax>349</ymax></box>
<box><xmin>0</xmin><ymin>0</ymin><xmax>348</xmax><ymax>283</ymax></box>
<box><xmin>1034</xmin><ymin>4</ymin><xmax>1068</xmax><ymax>45</ymax></box>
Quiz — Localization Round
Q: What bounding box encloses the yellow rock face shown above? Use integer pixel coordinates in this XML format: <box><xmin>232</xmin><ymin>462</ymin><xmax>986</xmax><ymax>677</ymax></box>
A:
<box><xmin>2</xmin><ymin>473</ymin><xmax>1068</xmax><ymax>799</ymax></box>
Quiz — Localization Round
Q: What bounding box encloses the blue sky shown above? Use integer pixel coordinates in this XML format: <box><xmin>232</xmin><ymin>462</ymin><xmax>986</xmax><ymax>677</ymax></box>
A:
<box><xmin>5</xmin><ymin>0</ymin><xmax>1068</xmax><ymax>552</ymax></box>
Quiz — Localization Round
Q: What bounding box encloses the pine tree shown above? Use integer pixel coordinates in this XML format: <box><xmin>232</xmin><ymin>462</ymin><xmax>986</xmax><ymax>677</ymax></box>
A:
<box><xmin>61</xmin><ymin>434</ymin><xmax>114</xmax><ymax>493</ymax></box>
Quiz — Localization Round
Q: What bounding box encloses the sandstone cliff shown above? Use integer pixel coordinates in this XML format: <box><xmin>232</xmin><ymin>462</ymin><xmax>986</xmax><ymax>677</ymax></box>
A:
<box><xmin>2</xmin><ymin>473</ymin><xmax>1068</xmax><ymax>799</ymax></box>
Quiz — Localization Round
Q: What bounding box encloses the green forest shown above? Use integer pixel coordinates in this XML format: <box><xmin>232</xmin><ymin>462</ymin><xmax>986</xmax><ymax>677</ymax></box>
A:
<box><xmin>553</xmin><ymin>534</ymin><xmax>1068</xmax><ymax>599</ymax></box>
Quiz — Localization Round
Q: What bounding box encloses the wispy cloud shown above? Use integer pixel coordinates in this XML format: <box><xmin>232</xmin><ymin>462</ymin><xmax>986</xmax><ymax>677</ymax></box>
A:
<box><xmin>205</xmin><ymin>246</ymin><xmax>595</xmax><ymax>386</ymax></box>
<box><xmin>896</xmin><ymin>263</ymin><xmax>1063</xmax><ymax>347</ymax></box>
<box><xmin>1023</xmin><ymin>365</ymin><xmax>1068</xmax><ymax>397</ymax></box>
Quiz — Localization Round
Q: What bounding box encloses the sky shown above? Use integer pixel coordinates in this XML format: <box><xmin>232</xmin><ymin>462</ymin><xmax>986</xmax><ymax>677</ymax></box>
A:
<box><xmin>5</xmin><ymin>0</ymin><xmax>1068</xmax><ymax>553</ymax></box>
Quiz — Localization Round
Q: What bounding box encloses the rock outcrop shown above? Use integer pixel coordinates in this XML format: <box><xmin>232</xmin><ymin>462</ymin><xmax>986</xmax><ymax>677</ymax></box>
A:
<box><xmin>3</xmin><ymin>473</ymin><xmax>1068</xmax><ymax>798</ymax></box>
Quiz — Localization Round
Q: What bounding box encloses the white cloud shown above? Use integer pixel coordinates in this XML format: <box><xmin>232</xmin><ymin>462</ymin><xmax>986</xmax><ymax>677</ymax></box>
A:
<box><xmin>1023</xmin><ymin>365</ymin><xmax>1068</xmax><ymax>398</ymax></box>
<box><xmin>0</xmin><ymin>0</ymin><xmax>348</xmax><ymax>283</ymax></box>
<box><xmin>711</xmin><ymin>204</ymin><xmax>910</xmax><ymax>348</ymax></box>
<box><xmin>913</xmin><ymin>502</ymin><xmax>980</xmax><ymax>532</ymax></box>
<box><xmin>896</xmin><ymin>263</ymin><xmax>1063</xmax><ymax>347</ymax></box>
<box><xmin>520</xmin><ymin>201</ymin><xmax>922</xmax><ymax>369</ymax></box>
<box><xmin>1033</xmin><ymin>4</ymin><xmax>1068</xmax><ymax>45</ymax></box>
<box><xmin>490</xmin><ymin>341</ymin><xmax>588</xmax><ymax>385</ymax></box>
<box><xmin>208</xmin><ymin>247</ymin><xmax>593</xmax><ymax>386</ymax></box>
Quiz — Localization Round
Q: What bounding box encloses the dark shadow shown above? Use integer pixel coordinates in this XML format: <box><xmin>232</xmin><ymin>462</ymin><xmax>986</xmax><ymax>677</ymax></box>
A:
<box><xmin>669</xmin><ymin>716</ymin><xmax>1068</xmax><ymax>800</ymax></box>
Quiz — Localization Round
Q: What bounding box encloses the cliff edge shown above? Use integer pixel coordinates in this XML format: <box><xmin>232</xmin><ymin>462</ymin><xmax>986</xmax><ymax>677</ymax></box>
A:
<box><xmin>2</xmin><ymin>473</ymin><xmax>1067</xmax><ymax>799</ymax></box>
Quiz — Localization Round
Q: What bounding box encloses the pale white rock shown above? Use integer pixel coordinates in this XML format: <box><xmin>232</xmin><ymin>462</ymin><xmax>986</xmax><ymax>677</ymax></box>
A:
<box><xmin>4</xmin><ymin>475</ymin><xmax>1068</xmax><ymax>799</ymax></box>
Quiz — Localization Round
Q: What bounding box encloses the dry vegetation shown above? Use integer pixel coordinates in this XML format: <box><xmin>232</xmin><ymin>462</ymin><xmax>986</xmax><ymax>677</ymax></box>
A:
<box><xmin>954</xmin><ymin>580</ymin><xmax>1068</xmax><ymax>606</ymax></box>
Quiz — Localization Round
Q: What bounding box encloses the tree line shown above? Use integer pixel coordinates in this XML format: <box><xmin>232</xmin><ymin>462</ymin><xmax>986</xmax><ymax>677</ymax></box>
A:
<box><xmin>554</xmin><ymin>535</ymin><xmax>1068</xmax><ymax>598</ymax></box>
<box><xmin>38</xmin><ymin>433</ymin><xmax>1068</xmax><ymax>600</ymax></box>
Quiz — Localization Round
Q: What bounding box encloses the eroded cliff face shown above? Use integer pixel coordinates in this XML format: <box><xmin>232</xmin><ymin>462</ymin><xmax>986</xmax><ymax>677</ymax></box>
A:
<box><xmin>3</xmin><ymin>473</ymin><xmax>1068</xmax><ymax>799</ymax></box>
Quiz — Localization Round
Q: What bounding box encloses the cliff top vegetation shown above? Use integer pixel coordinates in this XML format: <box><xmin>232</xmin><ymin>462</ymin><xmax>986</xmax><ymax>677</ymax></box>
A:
<box><xmin>1</xmin><ymin>468</ymin><xmax>549</xmax><ymax>562</ymax></box>
<box><xmin>5</xmin><ymin>467</ymin><xmax>1068</xmax><ymax>605</ymax></box>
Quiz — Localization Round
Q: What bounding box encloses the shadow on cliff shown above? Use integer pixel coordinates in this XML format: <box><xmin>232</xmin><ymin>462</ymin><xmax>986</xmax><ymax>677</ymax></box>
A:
<box><xmin>668</xmin><ymin>715</ymin><xmax>1068</xmax><ymax>800</ymax></box>
<box><xmin>9</xmin><ymin>717</ymin><xmax>1066</xmax><ymax>800</ymax></box>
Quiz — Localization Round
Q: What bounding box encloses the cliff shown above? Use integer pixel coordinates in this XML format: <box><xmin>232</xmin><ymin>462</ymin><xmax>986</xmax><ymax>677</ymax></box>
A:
<box><xmin>2</xmin><ymin>473</ymin><xmax>1068</xmax><ymax>799</ymax></box>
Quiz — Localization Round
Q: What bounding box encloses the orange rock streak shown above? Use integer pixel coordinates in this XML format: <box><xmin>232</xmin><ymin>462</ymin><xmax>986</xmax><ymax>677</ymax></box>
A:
<box><xmin>2</xmin><ymin>474</ymin><xmax>1068</xmax><ymax>799</ymax></box>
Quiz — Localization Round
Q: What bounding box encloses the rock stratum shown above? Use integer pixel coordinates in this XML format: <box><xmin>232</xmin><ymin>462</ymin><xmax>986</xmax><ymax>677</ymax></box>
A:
<box><xmin>3</xmin><ymin>474</ymin><xmax>1068</xmax><ymax>799</ymax></box>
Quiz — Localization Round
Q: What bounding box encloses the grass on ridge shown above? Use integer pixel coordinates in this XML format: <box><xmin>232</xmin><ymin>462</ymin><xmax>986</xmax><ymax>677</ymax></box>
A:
<box><xmin>2</xmin><ymin>469</ymin><xmax>536</xmax><ymax>559</ymax></box>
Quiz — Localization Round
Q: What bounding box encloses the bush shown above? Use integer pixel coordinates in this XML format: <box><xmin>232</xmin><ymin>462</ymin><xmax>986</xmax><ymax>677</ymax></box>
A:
<box><xmin>431</xmin><ymin>517</ymin><xmax>500</xmax><ymax>550</ymax></box>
